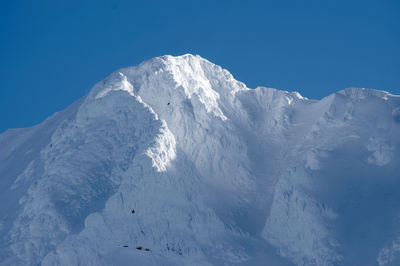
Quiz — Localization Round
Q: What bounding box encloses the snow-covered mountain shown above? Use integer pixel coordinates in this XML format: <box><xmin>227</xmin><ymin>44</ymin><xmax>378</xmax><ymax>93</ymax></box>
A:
<box><xmin>1</xmin><ymin>54</ymin><xmax>400</xmax><ymax>266</ymax></box>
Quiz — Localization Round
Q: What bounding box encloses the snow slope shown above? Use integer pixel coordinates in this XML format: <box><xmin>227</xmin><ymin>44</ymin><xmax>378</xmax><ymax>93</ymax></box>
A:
<box><xmin>0</xmin><ymin>54</ymin><xmax>399</xmax><ymax>265</ymax></box>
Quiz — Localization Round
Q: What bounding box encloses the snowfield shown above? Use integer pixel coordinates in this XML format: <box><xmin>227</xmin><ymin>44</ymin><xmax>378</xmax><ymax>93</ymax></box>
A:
<box><xmin>0</xmin><ymin>54</ymin><xmax>399</xmax><ymax>265</ymax></box>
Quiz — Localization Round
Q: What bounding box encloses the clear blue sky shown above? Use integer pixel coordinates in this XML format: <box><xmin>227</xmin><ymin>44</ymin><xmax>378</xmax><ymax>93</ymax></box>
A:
<box><xmin>1</xmin><ymin>0</ymin><xmax>399</xmax><ymax>133</ymax></box>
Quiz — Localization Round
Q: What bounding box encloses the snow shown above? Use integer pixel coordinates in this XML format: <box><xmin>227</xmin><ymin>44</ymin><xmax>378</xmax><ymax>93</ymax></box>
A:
<box><xmin>95</xmin><ymin>72</ymin><xmax>134</xmax><ymax>99</ymax></box>
<box><xmin>0</xmin><ymin>54</ymin><xmax>399</xmax><ymax>265</ymax></box>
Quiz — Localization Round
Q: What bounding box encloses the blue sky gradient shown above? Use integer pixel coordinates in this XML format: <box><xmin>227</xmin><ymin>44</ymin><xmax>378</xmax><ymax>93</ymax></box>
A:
<box><xmin>1</xmin><ymin>0</ymin><xmax>399</xmax><ymax>133</ymax></box>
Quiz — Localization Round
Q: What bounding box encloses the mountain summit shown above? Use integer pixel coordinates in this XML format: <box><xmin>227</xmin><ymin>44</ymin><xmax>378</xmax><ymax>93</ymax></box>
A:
<box><xmin>1</xmin><ymin>55</ymin><xmax>400</xmax><ymax>265</ymax></box>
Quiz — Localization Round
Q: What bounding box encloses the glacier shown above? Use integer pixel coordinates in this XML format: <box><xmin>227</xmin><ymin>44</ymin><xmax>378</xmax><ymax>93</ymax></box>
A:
<box><xmin>0</xmin><ymin>54</ymin><xmax>399</xmax><ymax>266</ymax></box>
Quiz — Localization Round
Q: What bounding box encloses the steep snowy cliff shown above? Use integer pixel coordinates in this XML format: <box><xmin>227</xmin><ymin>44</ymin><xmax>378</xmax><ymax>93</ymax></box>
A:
<box><xmin>0</xmin><ymin>54</ymin><xmax>399</xmax><ymax>265</ymax></box>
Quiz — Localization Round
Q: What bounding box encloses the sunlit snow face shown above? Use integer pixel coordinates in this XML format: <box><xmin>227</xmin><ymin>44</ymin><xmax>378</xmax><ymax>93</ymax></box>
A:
<box><xmin>393</xmin><ymin>107</ymin><xmax>400</xmax><ymax>124</ymax></box>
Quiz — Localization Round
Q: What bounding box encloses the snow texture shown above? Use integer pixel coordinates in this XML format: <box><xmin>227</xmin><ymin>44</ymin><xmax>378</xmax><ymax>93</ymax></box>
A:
<box><xmin>0</xmin><ymin>54</ymin><xmax>399</xmax><ymax>265</ymax></box>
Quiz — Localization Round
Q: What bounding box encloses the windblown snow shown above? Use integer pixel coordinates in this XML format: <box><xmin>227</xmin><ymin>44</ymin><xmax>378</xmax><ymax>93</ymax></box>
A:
<box><xmin>1</xmin><ymin>54</ymin><xmax>400</xmax><ymax>266</ymax></box>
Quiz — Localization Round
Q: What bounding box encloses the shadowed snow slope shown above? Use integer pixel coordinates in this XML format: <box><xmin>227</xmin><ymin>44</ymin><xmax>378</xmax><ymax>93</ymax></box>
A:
<box><xmin>1</xmin><ymin>54</ymin><xmax>400</xmax><ymax>266</ymax></box>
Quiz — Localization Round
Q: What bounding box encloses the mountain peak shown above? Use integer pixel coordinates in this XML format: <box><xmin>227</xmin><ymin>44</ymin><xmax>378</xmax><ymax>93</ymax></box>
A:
<box><xmin>88</xmin><ymin>55</ymin><xmax>249</xmax><ymax>122</ymax></box>
<box><xmin>91</xmin><ymin>54</ymin><xmax>245</xmax><ymax>96</ymax></box>
<box><xmin>338</xmin><ymin>87</ymin><xmax>393</xmax><ymax>99</ymax></box>
<box><xmin>155</xmin><ymin>53</ymin><xmax>206</xmax><ymax>64</ymax></box>
<box><xmin>1</xmin><ymin>55</ymin><xmax>400</xmax><ymax>266</ymax></box>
